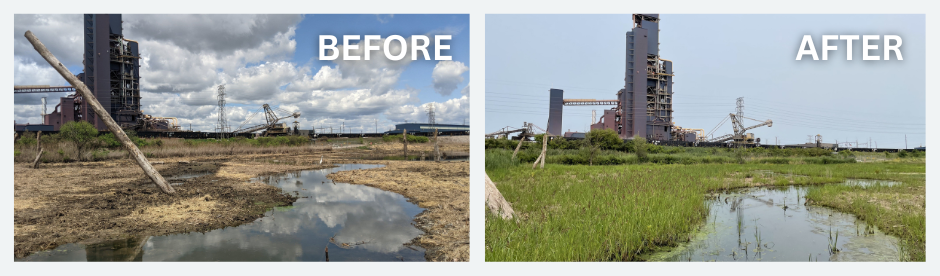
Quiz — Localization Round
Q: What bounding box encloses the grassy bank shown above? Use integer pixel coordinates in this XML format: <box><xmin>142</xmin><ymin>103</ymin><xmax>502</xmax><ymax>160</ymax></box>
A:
<box><xmin>484</xmin><ymin>149</ymin><xmax>926</xmax><ymax>261</ymax></box>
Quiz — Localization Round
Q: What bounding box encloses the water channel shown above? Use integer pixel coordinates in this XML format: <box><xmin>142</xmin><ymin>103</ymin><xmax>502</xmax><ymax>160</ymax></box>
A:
<box><xmin>651</xmin><ymin>180</ymin><xmax>902</xmax><ymax>262</ymax></box>
<box><xmin>16</xmin><ymin>164</ymin><xmax>427</xmax><ymax>262</ymax></box>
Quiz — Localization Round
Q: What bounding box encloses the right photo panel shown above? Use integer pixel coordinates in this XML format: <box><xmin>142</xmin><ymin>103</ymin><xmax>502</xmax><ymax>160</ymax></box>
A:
<box><xmin>484</xmin><ymin>14</ymin><xmax>925</xmax><ymax>262</ymax></box>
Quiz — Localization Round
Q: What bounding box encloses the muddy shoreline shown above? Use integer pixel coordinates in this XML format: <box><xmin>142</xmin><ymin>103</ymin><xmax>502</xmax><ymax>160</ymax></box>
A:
<box><xmin>15</xmin><ymin>143</ymin><xmax>469</xmax><ymax>261</ymax></box>
<box><xmin>329</xmin><ymin>159</ymin><xmax>470</xmax><ymax>262</ymax></box>
<box><xmin>13</xmin><ymin>154</ymin><xmax>337</xmax><ymax>258</ymax></box>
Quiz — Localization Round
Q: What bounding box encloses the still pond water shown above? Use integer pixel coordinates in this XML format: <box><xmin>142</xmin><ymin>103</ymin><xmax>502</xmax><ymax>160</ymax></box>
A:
<box><xmin>17</xmin><ymin>164</ymin><xmax>426</xmax><ymax>262</ymax></box>
<box><xmin>651</xmin><ymin>180</ymin><xmax>902</xmax><ymax>262</ymax></box>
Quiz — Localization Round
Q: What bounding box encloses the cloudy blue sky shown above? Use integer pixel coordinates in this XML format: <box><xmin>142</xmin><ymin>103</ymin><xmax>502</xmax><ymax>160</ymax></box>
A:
<box><xmin>486</xmin><ymin>14</ymin><xmax>925</xmax><ymax>148</ymax></box>
<box><xmin>14</xmin><ymin>14</ymin><xmax>469</xmax><ymax>133</ymax></box>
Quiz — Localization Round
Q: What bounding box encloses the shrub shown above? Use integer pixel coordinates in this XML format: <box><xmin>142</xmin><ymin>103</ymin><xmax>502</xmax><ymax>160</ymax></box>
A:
<box><xmin>633</xmin><ymin>136</ymin><xmax>648</xmax><ymax>162</ymax></box>
<box><xmin>98</xmin><ymin>133</ymin><xmax>122</xmax><ymax>148</ymax></box>
<box><xmin>59</xmin><ymin>121</ymin><xmax>99</xmax><ymax>160</ymax></box>
<box><xmin>384</xmin><ymin>134</ymin><xmax>429</xmax><ymax>143</ymax></box>
<box><xmin>17</xmin><ymin>132</ymin><xmax>37</xmax><ymax>146</ymax></box>
<box><xmin>584</xmin><ymin>129</ymin><xmax>622</xmax><ymax>150</ymax></box>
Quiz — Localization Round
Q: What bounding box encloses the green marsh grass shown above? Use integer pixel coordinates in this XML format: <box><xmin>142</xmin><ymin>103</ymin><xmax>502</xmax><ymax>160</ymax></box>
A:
<box><xmin>484</xmin><ymin>148</ymin><xmax>926</xmax><ymax>261</ymax></box>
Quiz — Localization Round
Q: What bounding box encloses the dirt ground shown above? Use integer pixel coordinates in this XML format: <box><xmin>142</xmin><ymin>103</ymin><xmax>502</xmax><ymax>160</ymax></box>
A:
<box><xmin>329</xmin><ymin>160</ymin><xmax>470</xmax><ymax>262</ymax></box>
<box><xmin>12</xmin><ymin>154</ymin><xmax>331</xmax><ymax>258</ymax></box>
<box><xmin>14</xmin><ymin>140</ymin><xmax>470</xmax><ymax>261</ymax></box>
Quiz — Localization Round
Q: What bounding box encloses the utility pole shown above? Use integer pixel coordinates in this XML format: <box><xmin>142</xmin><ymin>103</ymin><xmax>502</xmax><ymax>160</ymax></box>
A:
<box><xmin>426</xmin><ymin>103</ymin><xmax>436</xmax><ymax>127</ymax></box>
<box><xmin>217</xmin><ymin>84</ymin><xmax>228</xmax><ymax>139</ymax></box>
<box><xmin>905</xmin><ymin>134</ymin><xmax>908</xmax><ymax>149</ymax></box>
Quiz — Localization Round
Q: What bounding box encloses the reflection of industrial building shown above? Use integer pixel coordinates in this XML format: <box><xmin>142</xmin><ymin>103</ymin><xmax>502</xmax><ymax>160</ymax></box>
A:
<box><xmin>14</xmin><ymin>14</ymin><xmax>178</xmax><ymax>132</ymax></box>
<box><xmin>549</xmin><ymin>14</ymin><xmax>689</xmax><ymax>141</ymax></box>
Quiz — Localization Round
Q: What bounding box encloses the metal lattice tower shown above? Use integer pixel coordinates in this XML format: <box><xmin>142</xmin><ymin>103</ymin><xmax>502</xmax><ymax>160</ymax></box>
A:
<box><xmin>426</xmin><ymin>103</ymin><xmax>436</xmax><ymax>126</ymax></box>
<box><xmin>217</xmin><ymin>84</ymin><xmax>228</xmax><ymax>137</ymax></box>
<box><xmin>736</xmin><ymin>97</ymin><xmax>744</xmax><ymax>119</ymax></box>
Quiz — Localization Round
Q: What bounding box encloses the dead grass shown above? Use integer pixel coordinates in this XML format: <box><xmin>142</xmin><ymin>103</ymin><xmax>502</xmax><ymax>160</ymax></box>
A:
<box><xmin>13</xmin><ymin>137</ymin><xmax>333</xmax><ymax>163</ymax></box>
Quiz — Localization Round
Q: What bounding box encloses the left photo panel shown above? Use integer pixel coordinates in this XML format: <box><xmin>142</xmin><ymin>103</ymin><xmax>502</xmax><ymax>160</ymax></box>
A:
<box><xmin>13</xmin><ymin>14</ymin><xmax>470</xmax><ymax>262</ymax></box>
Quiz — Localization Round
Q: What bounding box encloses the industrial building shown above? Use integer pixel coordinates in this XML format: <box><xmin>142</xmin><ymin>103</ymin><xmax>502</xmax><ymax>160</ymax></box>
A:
<box><xmin>14</xmin><ymin>14</ymin><xmax>178</xmax><ymax>132</ymax></box>
<box><xmin>547</xmin><ymin>14</ymin><xmax>692</xmax><ymax>141</ymax></box>
<box><xmin>385</xmin><ymin>123</ymin><xmax>470</xmax><ymax>135</ymax></box>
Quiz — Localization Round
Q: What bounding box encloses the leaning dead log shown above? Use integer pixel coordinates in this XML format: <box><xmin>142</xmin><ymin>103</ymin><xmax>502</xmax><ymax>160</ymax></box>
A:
<box><xmin>25</xmin><ymin>30</ymin><xmax>176</xmax><ymax>194</ymax></box>
<box><xmin>485</xmin><ymin>173</ymin><xmax>515</xmax><ymax>220</ymax></box>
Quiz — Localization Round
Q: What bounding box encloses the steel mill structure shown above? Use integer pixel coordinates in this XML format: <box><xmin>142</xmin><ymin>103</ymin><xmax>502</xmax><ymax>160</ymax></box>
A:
<box><xmin>14</xmin><ymin>14</ymin><xmax>178</xmax><ymax>132</ymax></box>
<box><xmin>547</xmin><ymin>14</ymin><xmax>700</xmax><ymax>142</ymax></box>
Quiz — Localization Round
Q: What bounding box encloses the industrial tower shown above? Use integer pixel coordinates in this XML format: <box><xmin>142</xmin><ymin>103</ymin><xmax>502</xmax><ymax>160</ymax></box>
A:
<box><xmin>547</xmin><ymin>14</ymin><xmax>675</xmax><ymax>140</ymax></box>
<box><xmin>42</xmin><ymin>14</ymin><xmax>143</xmax><ymax>131</ymax></box>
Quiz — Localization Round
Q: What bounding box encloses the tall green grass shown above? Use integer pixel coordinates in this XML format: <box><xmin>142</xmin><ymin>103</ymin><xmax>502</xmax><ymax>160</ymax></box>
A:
<box><xmin>484</xmin><ymin>149</ymin><xmax>926</xmax><ymax>261</ymax></box>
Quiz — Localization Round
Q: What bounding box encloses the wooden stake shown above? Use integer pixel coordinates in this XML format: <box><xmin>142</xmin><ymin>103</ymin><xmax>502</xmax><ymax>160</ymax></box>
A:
<box><xmin>25</xmin><ymin>30</ymin><xmax>175</xmax><ymax>194</ymax></box>
<box><xmin>402</xmin><ymin>128</ymin><xmax>408</xmax><ymax>159</ymax></box>
<box><xmin>31</xmin><ymin>131</ymin><xmax>42</xmax><ymax>168</ymax></box>
<box><xmin>512</xmin><ymin>135</ymin><xmax>525</xmax><ymax>160</ymax></box>
<box><xmin>433</xmin><ymin>129</ymin><xmax>440</xmax><ymax>162</ymax></box>
<box><xmin>540</xmin><ymin>133</ymin><xmax>550</xmax><ymax>169</ymax></box>
<box><xmin>531</xmin><ymin>152</ymin><xmax>543</xmax><ymax>169</ymax></box>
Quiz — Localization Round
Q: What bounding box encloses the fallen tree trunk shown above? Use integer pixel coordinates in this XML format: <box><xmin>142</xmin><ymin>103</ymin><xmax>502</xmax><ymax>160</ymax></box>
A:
<box><xmin>25</xmin><ymin>30</ymin><xmax>176</xmax><ymax>194</ymax></box>
<box><xmin>485</xmin><ymin>173</ymin><xmax>515</xmax><ymax>220</ymax></box>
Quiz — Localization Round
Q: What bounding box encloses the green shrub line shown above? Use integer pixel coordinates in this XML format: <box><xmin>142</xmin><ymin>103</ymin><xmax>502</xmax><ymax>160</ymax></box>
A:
<box><xmin>382</xmin><ymin>134</ymin><xmax>430</xmax><ymax>143</ymax></box>
<box><xmin>486</xmin><ymin>129</ymin><xmax>924</xmax><ymax>163</ymax></box>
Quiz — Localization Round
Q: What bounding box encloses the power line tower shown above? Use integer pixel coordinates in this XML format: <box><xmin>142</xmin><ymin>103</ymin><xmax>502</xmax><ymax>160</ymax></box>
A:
<box><xmin>426</xmin><ymin>103</ymin><xmax>436</xmax><ymax>126</ymax></box>
<box><xmin>217</xmin><ymin>84</ymin><xmax>228</xmax><ymax>138</ymax></box>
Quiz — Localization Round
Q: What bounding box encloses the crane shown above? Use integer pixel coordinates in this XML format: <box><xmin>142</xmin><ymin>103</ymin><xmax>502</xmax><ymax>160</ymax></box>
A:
<box><xmin>485</xmin><ymin>123</ymin><xmax>534</xmax><ymax>139</ymax></box>
<box><xmin>233</xmin><ymin>104</ymin><xmax>300</xmax><ymax>134</ymax></box>
<box><xmin>707</xmin><ymin>113</ymin><xmax>772</xmax><ymax>145</ymax></box>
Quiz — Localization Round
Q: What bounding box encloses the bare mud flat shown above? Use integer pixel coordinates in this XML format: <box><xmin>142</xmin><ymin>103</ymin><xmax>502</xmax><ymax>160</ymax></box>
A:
<box><xmin>14</xmin><ymin>147</ymin><xmax>470</xmax><ymax>262</ymax></box>
<box><xmin>17</xmin><ymin>164</ymin><xmax>428</xmax><ymax>262</ymax></box>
